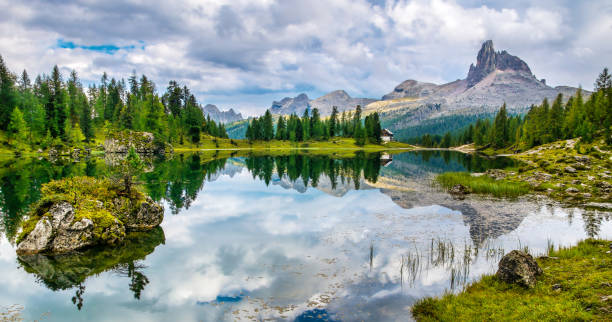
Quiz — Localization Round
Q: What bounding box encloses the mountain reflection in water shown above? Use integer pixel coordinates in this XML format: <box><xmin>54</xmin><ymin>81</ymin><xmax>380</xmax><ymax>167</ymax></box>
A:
<box><xmin>0</xmin><ymin>151</ymin><xmax>610</xmax><ymax>321</ymax></box>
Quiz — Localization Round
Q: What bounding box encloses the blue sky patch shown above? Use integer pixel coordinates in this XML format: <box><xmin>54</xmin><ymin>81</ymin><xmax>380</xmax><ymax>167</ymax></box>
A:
<box><xmin>56</xmin><ymin>39</ymin><xmax>142</xmax><ymax>54</ymax></box>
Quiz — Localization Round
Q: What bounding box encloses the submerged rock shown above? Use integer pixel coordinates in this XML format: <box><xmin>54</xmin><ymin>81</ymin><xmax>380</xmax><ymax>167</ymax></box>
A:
<box><xmin>16</xmin><ymin>177</ymin><xmax>164</xmax><ymax>255</ymax></box>
<box><xmin>496</xmin><ymin>250</ymin><xmax>542</xmax><ymax>288</ymax></box>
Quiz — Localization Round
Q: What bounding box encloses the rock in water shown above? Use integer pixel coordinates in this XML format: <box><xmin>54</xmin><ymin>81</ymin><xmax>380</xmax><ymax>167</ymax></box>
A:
<box><xmin>16</xmin><ymin>177</ymin><xmax>164</xmax><ymax>255</ymax></box>
<box><xmin>496</xmin><ymin>250</ymin><xmax>542</xmax><ymax>288</ymax></box>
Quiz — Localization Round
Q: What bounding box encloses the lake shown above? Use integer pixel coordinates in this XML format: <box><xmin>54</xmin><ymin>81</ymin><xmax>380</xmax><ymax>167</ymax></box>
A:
<box><xmin>0</xmin><ymin>151</ymin><xmax>610</xmax><ymax>321</ymax></box>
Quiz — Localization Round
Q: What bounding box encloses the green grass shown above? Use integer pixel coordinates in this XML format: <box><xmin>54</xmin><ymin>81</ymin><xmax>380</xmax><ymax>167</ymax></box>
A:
<box><xmin>173</xmin><ymin>135</ymin><xmax>414</xmax><ymax>152</ymax></box>
<box><xmin>411</xmin><ymin>239</ymin><xmax>612</xmax><ymax>321</ymax></box>
<box><xmin>436</xmin><ymin>172</ymin><xmax>530</xmax><ymax>198</ymax></box>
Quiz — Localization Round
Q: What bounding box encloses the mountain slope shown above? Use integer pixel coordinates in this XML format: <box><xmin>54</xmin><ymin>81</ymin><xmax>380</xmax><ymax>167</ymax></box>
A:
<box><xmin>369</xmin><ymin>40</ymin><xmax>588</xmax><ymax>140</ymax></box>
<box><xmin>270</xmin><ymin>90</ymin><xmax>375</xmax><ymax>116</ymax></box>
<box><xmin>203</xmin><ymin>104</ymin><xmax>243</xmax><ymax>124</ymax></box>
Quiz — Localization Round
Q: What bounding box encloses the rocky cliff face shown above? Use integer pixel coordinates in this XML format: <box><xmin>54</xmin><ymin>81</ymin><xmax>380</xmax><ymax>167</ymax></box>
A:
<box><xmin>374</xmin><ymin>40</ymin><xmax>588</xmax><ymax>137</ymax></box>
<box><xmin>270</xmin><ymin>93</ymin><xmax>311</xmax><ymax>115</ymax></box>
<box><xmin>203</xmin><ymin>104</ymin><xmax>243</xmax><ymax>124</ymax></box>
<box><xmin>382</xmin><ymin>80</ymin><xmax>440</xmax><ymax>100</ymax></box>
<box><xmin>269</xmin><ymin>91</ymin><xmax>375</xmax><ymax>116</ymax></box>
<box><xmin>466</xmin><ymin>40</ymin><xmax>531</xmax><ymax>87</ymax></box>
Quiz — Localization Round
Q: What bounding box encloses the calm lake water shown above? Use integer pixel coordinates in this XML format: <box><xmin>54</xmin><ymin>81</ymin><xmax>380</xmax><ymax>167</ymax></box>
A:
<box><xmin>0</xmin><ymin>151</ymin><xmax>610</xmax><ymax>321</ymax></box>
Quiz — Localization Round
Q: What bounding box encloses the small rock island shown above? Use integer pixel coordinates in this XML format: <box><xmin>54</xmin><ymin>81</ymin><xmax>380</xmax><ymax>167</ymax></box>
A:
<box><xmin>16</xmin><ymin>176</ymin><xmax>163</xmax><ymax>255</ymax></box>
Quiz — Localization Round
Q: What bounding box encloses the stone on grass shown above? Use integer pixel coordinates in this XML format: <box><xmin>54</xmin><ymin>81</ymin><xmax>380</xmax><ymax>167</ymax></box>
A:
<box><xmin>449</xmin><ymin>184</ymin><xmax>469</xmax><ymax>195</ymax></box>
<box><xmin>496</xmin><ymin>250</ymin><xmax>542</xmax><ymax>288</ymax></box>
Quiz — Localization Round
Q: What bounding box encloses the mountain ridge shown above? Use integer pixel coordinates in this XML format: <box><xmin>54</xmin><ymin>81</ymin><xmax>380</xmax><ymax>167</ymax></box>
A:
<box><xmin>203</xmin><ymin>104</ymin><xmax>243</xmax><ymax>124</ymax></box>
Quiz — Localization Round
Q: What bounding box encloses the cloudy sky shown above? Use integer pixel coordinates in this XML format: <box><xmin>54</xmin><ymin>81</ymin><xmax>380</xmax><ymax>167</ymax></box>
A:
<box><xmin>0</xmin><ymin>0</ymin><xmax>610</xmax><ymax>116</ymax></box>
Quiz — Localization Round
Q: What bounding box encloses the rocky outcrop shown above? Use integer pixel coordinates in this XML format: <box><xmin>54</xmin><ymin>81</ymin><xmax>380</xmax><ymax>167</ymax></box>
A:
<box><xmin>104</xmin><ymin>131</ymin><xmax>172</xmax><ymax>154</ymax></box>
<box><xmin>270</xmin><ymin>93</ymin><xmax>311</xmax><ymax>115</ymax></box>
<box><xmin>16</xmin><ymin>197</ymin><xmax>162</xmax><ymax>255</ymax></box>
<box><xmin>382</xmin><ymin>80</ymin><xmax>439</xmax><ymax>100</ymax></box>
<box><xmin>496</xmin><ymin>250</ymin><xmax>542</xmax><ymax>288</ymax></box>
<box><xmin>466</xmin><ymin>40</ymin><xmax>531</xmax><ymax>87</ymax></box>
<box><xmin>203</xmin><ymin>104</ymin><xmax>243</xmax><ymax>124</ymax></box>
<box><xmin>16</xmin><ymin>177</ymin><xmax>164</xmax><ymax>255</ymax></box>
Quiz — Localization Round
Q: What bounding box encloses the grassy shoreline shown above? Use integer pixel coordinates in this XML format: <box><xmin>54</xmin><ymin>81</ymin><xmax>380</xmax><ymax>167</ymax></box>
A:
<box><xmin>434</xmin><ymin>137</ymin><xmax>612</xmax><ymax>206</ymax></box>
<box><xmin>411</xmin><ymin>239</ymin><xmax>612</xmax><ymax>321</ymax></box>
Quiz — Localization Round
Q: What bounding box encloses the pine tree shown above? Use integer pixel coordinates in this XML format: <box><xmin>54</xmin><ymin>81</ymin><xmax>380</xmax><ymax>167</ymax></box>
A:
<box><xmin>492</xmin><ymin>103</ymin><xmax>508</xmax><ymax>148</ymax></box>
<box><xmin>7</xmin><ymin>107</ymin><xmax>27</xmax><ymax>146</ymax></box>
<box><xmin>595</xmin><ymin>67</ymin><xmax>611</xmax><ymax>91</ymax></box>
<box><xmin>0</xmin><ymin>55</ymin><xmax>16</xmax><ymax>130</ymax></box>
<box><xmin>329</xmin><ymin>106</ymin><xmax>339</xmax><ymax>137</ymax></box>
<box><xmin>276</xmin><ymin>115</ymin><xmax>286</xmax><ymax>140</ymax></box>
<box><xmin>263</xmin><ymin>109</ymin><xmax>274</xmax><ymax>141</ymax></box>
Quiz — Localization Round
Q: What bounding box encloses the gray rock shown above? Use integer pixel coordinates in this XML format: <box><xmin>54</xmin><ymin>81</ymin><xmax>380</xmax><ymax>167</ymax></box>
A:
<box><xmin>496</xmin><ymin>250</ymin><xmax>542</xmax><ymax>288</ymax></box>
<box><xmin>574</xmin><ymin>155</ymin><xmax>590</xmax><ymax>163</ymax></box>
<box><xmin>564</xmin><ymin>166</ymin><xmax>577</xmax><ymax>173</ymax></box>
<box><xmin>449</xmin><ymin>184</ymin><xmax>469</xmax><ymax>196</ymax></box>
<box><xmin>466</xmin><ymin>40</ymin><xmax>532</xmax><ymax>88</ymax></box>
<box><xmin>51</xmin><ymin>218</ymin><xmax>96</xmax><ymax>253</ymax></box>
<box><xmin>16</xmin><ymin>218</ymin><xmax>53</xmax><ymax>255</ymax></box>
<box><xmin>16</xmin><ymin>197</ymin><xmax>163</xmax><ymax>255</ymax></box>
<box><xmin>565</xmin><ymin>187</ymin><xmax>580</xmax><ymax>193</ymax></box>
<box><xmin>121</xmin><ymin>197</ymin><xmax>164</xmax><ymax>230</ymax></box>
<box><xmin>104</xmin><ymin>131</ymin><xmax>171</xmax><ymax>155</ymax></box>
<box><xmin>486</xmin><ymin>169</ymin><xmax>507</xmax><ymax>180</ymax></box>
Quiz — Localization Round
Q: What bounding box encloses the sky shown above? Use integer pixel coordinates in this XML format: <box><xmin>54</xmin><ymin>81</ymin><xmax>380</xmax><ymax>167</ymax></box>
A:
<box><xmin>0</xmin><ymin>0</ymin><xmax>610</xmax><ymax>116</ymax></box>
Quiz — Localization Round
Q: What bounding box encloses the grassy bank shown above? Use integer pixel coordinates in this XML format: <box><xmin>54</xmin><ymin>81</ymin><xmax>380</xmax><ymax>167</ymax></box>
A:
<box><xmin>173</xmin><ymin>136</ymin><xmax>414</xmax><ymax>152</ymax></box>
<box><xmin>436</xmin><ymin>137</ymin><xmax>612</xmax><ymax>206</ymax></box>
<box><xmin>436</xmin><ymin>172</ymin><xmax>530</xmax><ymax>198</ymax></box>
<box><xmin>412</xmin><ymin>239</ymin><xmax>612</xmax><ymax>321</ymax></box>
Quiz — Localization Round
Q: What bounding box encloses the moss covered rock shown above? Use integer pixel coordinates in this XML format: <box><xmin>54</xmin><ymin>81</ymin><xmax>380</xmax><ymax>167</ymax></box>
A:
<box><xmin>16</xmin><ymin>177</ymin><xmax>163</xmax><ymax>255</ymax></box>
<box><xmin>104</xmin><ymin>130</ymin><xmax>172</xmax><ymax>154</ymax></box>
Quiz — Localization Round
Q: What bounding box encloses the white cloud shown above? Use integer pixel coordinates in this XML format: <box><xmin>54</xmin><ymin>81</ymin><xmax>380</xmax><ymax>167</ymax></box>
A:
<box><xmin>0</xmin><ymin>0</ymin><xmax>609</xmax><ymax>116</ymax></box>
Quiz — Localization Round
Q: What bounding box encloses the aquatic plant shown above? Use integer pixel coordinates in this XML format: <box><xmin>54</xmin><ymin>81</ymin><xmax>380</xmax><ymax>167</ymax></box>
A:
<box><xmin>436</xmin><ymin>172</ymin><xmax>530</xmax><ymax>197</ymax></box>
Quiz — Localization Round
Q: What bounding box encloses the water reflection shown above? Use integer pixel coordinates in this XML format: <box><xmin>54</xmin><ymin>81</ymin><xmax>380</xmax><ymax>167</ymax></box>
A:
<box><xmin>17</xmin><ymin>227</ymin><xmax>164</xmax><ymax>309</ymax></box>
<box><xmin>0</xmin><ymin>151</ymin><xmax>609</xmax><ymax>321</ymax></box>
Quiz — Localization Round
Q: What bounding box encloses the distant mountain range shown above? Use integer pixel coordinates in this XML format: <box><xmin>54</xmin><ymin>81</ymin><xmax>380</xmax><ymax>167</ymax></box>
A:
<box><xmin>226</xmin><ymin>40</ymin><xmax>587</xmax><ymax>140</ymax></box>
<box><xmin>270</xmin><ymin>90</ymin><xmax>376</xmax><ymax>116</ymax></box>
<box><xmin>203</xmin><ymin>104</ymin><xmax>243</xmax><ymax>124</ymax></box>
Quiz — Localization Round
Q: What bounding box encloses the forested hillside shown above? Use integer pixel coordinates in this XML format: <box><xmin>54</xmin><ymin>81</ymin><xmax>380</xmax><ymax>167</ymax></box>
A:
<box><xmin>0</xmin><ymin>55</ymin><xmax>228</xmax><ymax>152</ymax></box>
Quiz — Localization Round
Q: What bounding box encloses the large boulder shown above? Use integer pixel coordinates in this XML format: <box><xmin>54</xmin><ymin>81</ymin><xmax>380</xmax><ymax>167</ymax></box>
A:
<box><xmin>16</xmin><ymin>177</ymin><xmax>164</xmax><ymax>255</ymax></box>
<box><xmin>104</xmin><ymin>131</ymin><xmax>172</xmax><ymax>154</ymax></box>
<box><xmin>496</xmin><ymin>250</ymin><xmax>542</xmax><ymax>288</ymax></box>
<box><xmin>16</xmin><ymin>201</ymin><xmax>128</xmax><ymax>255</ymax></box>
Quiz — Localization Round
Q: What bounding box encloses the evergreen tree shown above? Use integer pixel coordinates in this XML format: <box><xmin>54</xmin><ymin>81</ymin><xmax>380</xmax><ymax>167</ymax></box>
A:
<box><xmin>7</xmin><ymin>107</ymin><xmax>27</xmax><ymax>146</ymax></box>
<box><xmin>595</xmin><ymin>67</ymin><xmax>611</xmax><ymax>91</ymax></box>
<box><xmin>276</xmin><ymin>115</ymin><xmax>287</xmax><ymax>140</ymax></box>
<box><xmin>329</xmin><ymin>106</ymin><xmax>339</xmax><ymax>137</ymax></box>
<box><xmin>263</xmin><ymin>109</ymin><xmax>274</xmax><ymax>141</ymax></box>
<box><xmin>0</xmin><ymin>55</ymin><xmax>17</xmax><ymax>130</ymax></box>
<box><xmin>492</xmin><ymin>103</ymin><xmax>508</xmax><ymax>148</ymax></box>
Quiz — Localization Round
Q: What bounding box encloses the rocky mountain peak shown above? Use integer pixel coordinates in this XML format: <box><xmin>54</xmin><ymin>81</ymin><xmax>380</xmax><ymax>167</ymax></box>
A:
<box><xmin>202</xmin><ymin>104</ymin><xmax>243</xmax><ymax>124</ymax></box>
<box><xmin>467</xmin><ymin>40</ymin><xmax>532</xmax><ymax>87</ymax></box>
